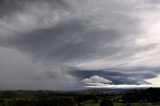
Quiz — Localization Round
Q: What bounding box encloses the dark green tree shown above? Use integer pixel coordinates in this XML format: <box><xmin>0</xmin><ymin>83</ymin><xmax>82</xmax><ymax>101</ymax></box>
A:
<box><xmin>100</xmin><ymin>97</ymin><xmax>113</xmax><ymax>106</ymax></box>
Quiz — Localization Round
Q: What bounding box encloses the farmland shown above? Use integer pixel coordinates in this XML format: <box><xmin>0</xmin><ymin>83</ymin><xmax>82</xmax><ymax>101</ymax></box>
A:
<box><xmin>0</xmin><ymin>88</ymin><xmax>160</xmax><ymax>106</ymax></box>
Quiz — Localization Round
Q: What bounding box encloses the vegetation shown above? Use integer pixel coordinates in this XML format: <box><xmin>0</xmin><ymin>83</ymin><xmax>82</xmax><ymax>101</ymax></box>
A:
<box><xmin>0</xmin><ymin>88</ymin><xmax>159</xmax><ymax>106</ymax></box>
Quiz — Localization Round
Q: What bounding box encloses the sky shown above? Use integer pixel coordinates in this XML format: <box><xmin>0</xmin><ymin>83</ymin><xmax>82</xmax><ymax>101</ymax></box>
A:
<box><xmin>0</xmin><ymin>0</ymin><xmax>160</xmax><ymax>90</ymax></box>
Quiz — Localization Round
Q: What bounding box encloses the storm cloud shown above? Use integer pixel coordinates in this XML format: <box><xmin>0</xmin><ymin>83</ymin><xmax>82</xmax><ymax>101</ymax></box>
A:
<box><xmin>0</xmin><ymin>0</ymin><xmax>160</xmax><ymax>90</ymax></box>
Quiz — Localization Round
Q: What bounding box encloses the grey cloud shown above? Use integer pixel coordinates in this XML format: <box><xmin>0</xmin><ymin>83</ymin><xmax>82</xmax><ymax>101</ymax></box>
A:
<box><xmin>0</xmin><ymin>14</ymin><xmax>139</xmax><ymax>63</ymax></box>
<box><xmin>0</xmin><ymin>47</ymin><xmax>81</xmax><ymax>90</ymax></box>
<box><xmin>148</xmin><ymin>0</ymin><xmax>160</xmax><ymax>4</ymax></box>
<box><xmin>0</xmin><ymin>0</ymin><xmax>159</xmax><ymax>90</ymax></box>
<box><xmin>105</xmin><ymin>67</ymin><xmax>160</xmax><ymax>75</ymax></box>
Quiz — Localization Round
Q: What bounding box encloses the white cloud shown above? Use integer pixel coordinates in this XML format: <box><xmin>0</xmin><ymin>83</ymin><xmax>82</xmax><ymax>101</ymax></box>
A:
<box><xmin>83</xmin><ymin>76</ymin><xmax>112</xmax><ymax>85</ymax></box>
<box><xmin>146</xmin><ymin>75</ymin><xmax>160</xmax><ymax>87</ymax></box>
<box><xmin>85</xmin><ymin>84</ymin><xmax>152</xmax><ymax>89</ymax></box>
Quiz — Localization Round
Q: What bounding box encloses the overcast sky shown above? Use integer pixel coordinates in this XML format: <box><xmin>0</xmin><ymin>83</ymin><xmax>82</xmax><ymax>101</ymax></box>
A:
<box><xmin>0</xmin><ymin>0</ymin><xmax>160</xmax><ymax>90</ymax></box>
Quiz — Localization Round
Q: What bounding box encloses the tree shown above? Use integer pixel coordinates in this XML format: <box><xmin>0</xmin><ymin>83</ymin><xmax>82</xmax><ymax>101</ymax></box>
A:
<box><xmin>100</xmin><ymin>97</ymin><xmax>113</xmax><ymax>106</ymax></box>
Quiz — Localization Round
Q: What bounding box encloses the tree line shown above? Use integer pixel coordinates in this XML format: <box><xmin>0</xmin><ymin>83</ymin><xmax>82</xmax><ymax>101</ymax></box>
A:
<box><xmin>0</xmin><ymin>88</ymin><xmax>159</xmax><ymax>106</ymax></box>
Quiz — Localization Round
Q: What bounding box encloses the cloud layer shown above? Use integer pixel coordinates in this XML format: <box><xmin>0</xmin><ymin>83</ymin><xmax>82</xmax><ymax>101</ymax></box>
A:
<box><xmin>0</xmin><ymin>0</ymin><xmax>160</xmax><ymax>90</ymax></box>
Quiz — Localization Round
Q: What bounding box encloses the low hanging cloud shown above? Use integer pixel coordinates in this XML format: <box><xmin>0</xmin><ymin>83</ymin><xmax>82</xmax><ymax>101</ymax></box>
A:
<box><xmin>83</xmin><ymin>76</ymin><xmax>112</xmax><ymax>85</ymax></box>
<box><xmin>70</xmin><ymin>69</ymin><xmax>156</xmax><ymax>87</ymax></box>
<box><xmin>0</xmin><ymin>0</ymin><xmax>160</xmax><ymax>90</ymax></box>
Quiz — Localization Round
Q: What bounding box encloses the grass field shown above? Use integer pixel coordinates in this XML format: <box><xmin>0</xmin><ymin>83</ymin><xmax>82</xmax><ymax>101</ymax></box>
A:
<box><xmin>81</xmin><ymin>100</ymin><xmax>99</xmax><ymax>106</ymax></box>
<box><xmin>81</xmin><ymin>100</ymin><xmax>160</xmax><ymax>106</ymax></box>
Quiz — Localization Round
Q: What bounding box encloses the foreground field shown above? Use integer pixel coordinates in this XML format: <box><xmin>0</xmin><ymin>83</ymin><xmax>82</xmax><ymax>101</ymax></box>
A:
<box><xmin>0</xmin><ymin>88</ymin><xmax>160</xmax><ymax>106</ymax></box>
<box><xmin>81</xmin><ymin>100</ymin><xmax>160</xmax><ymax>106</ymax></box>
<box><xmin>115</xmin><ymin>103</ymin><xmax>160</xmax><ymax>106</ymax></box>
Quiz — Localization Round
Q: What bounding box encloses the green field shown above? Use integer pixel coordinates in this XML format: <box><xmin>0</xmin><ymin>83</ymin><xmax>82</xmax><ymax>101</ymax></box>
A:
<box><xmin>81</xmin><ymin>100</ymin><xmax>160</xmax><ymax>106</ymax></box>
<box><xmin>81</xmin><ymin>100</ymin><xmax>99</xmax><ymax>106</ymax></box>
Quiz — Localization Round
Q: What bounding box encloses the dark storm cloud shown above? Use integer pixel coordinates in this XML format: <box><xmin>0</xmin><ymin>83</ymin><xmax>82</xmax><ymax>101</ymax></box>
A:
<box><xmin>0</xmin><ymin>0</ymin><xmax>159</xmax><ymax>90</ymax></box>
<box><xmin>1</xmin><ymin>20</ymin><xmax>87</xmax><ymax>58</ymax></box>
<box><xmin>0</xmin><ymin>0</ymin><xmax>65</xmax><ymax>17</ymax></box>
<box><xmin>70</xmin><ymin>69</ymin><xmax>157</xmax><ymax>85</ymax></box>
<box><xmin>0</xmin><ymin>9</ymin><xmax>140</xmax><ymax>63</ymax></box>
<box><xmin>2</xmin><ymin>21</ymin><xmax>127</xmax><ymax>62</ymax></box>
